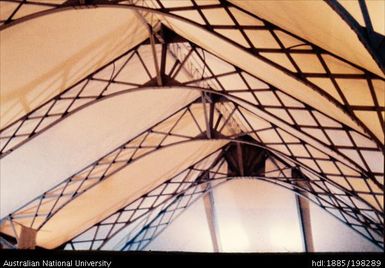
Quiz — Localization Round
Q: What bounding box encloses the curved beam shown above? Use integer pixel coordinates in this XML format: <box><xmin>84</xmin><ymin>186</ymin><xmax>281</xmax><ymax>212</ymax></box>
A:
<box><xmin>64</xmin><ymin>151</ymin><xmax>382</xmax><ymax>251</ymax></box>
<box><xmin>1</xmin><ymin>6</ymin><xmax>382</xmax><ymax>186</ymax></box>
<box><xmin>2</xmin><ymin>35</ymin><xmax>380</xmax><ymax>178</ymax></box>
<box><xmin>3</xmin><ymin>169</ymin><xmax>381</xmax><ymax>250</ymax></box>
<box><xmin>1</xmin><ymin>81</ymin><xmax>380</xmax><ymax>189</ymax></box>
<box><xmin>1</xmin><ymin>43</ymin><xmax>382</xmax><ymax>244</ymax></box>
<box><xmin>3</xmin><ymin>39</ymin><xmax>382</xmax><ymax>212</ymax></box>
<box><xmin>0</xmin><ymin>2</ymin><xmax>382</xmax><ymax>147</ymax></box>
<box><xmin>119</xmin><ymin>177</ymin><xmax>383</xmax><ymax>251</ymax></box>
<box><xmin>1</xmin><ymin>81</ymin><xmax>380</xmax><ymax>237</ymax></box>
<box><xmin>156</xmin><ymin>2</ymin><xmax>385</xmax><ymax>146</ymax></box>
<box><xmin>1</xmin><ymin>134</ymin><xmax>382</xmax><ymax>249</ymax></box>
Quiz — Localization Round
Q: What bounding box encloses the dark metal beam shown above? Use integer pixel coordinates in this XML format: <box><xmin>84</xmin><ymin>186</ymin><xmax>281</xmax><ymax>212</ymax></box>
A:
<box><xmin>202</xmin><ymin>182</ymin><xmax>222</xmax><ymax>252</ymax></box>
<box><xmin>325</xmin><ymin>0</ymin><xmax>385</xmax><ymax>75</ymax></box>
<box><xmin>293</xmin><ymin>169</ymin><xmax>315</xmax><ymax>252</ymax></box>
<box><xmin>149</xmin><ymin>26</ymin><xmax>163</xmax><ymax>86</ymax></box>
<box><xmin>296</xmin><ymin>194</ymin><xmax>314</xmax><ymax>253</ymax></box>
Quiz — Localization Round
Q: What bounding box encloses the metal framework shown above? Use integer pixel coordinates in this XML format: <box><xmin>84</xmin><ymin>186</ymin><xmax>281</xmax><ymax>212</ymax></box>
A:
<box><xmin>0</xmin><ymin>0</ymin><xmax>383</xmax><ymax>251</ymax></box>
<box><xmin>64</xmin><ymin>140</ymin><xmax>382</xmax><ymax>251</ymax></box>
<box><xmin>0</xmin><ymin>0</ymin><xmax>384</xmax><ymax>146</ymax></box>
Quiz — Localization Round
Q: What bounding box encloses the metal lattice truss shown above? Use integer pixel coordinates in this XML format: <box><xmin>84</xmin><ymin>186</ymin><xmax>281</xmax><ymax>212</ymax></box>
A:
<box><xmin>62</xmin><ymin>142</ymin><xmax>380</xmax><ymax>251</ymax></box>
<box><xmin>66</xmin><ymin>146</ymin><xmax>231</xmax><ymax>250</ymax></box>
<box><xmin>0</xmin><ymin>0</ymin><xmax>384</xmax><ymax>250</ymax></box>
<box><xmin>1</xmin><ymin>0</ymin><xmax>384</xmax><ymax>144</ymax></box>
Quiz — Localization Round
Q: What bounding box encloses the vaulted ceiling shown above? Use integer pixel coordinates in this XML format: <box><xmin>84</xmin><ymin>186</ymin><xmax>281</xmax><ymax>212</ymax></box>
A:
<box><xmin>0</xmin><ymin>0</ymin><xmax>383</xmax><ymax>251</ymax></box>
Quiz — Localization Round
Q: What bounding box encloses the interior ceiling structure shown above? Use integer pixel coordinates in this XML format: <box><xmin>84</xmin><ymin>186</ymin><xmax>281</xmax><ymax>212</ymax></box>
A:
<box><xmin>0</xmin><ymin>0</ymin><xmax>383</xmax><ymax>251</ymax></box>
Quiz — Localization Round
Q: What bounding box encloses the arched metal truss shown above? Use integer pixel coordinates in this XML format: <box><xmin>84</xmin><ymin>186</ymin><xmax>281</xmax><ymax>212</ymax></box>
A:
<box><xmin>0</xmin><ymin>0</ymin><xmax>383</xmax><ymax>251</ymax></box>
<box><xmin>0</xmin><ymin>91</ymin><xmax>383</xmax><ymax>249</ymax></box>
<box><xmin>1</xmin><ymin>136</ymin><xmax>383</xmax><ymax>250</ymax></box>
<box><xmin>63</xmin><ymin>141</ymin><xmax>359</xmax><ymax>251</ymax></box>
<box><xmin>1</xmin><ymin>28</ymin><xmax>382</xmax><ymax>180</ymax></box>
<box><xmin>42</xmin><ymin>141</ymin><xmax>385</xmax><ymax>251</ymax></box>
<box><xmin>0</xmin><ymin>0</ymin><xmax>384</xmax><ymax>146</ymax></box>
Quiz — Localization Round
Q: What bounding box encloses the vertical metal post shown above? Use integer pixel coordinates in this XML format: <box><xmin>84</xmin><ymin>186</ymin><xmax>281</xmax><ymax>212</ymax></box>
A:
<box><xmin>202</xmin><ymin>185</ymin><xmax>222</xmax><ymax>252</ymax></box>
<box><xmin>149</xmin><ymin>26</ymin><xmax>163</xmax><ymax>86</ymax></box>
<box><xmin>236</xmin><ymin>143</ymin><xmax>244</xmax><ymax>176</ymax></box>
<box><xmin>293</xmin><ymin>169</ymin><xmax>315</xmax><ymax>252</ymax></box>
<box><xmin>295</xmin><ymin>194</ymin><xmax>315</xmax><ymax>252</ymax></box>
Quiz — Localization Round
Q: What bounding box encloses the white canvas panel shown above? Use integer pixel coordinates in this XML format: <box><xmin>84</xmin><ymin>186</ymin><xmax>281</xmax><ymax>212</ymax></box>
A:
<box><xmin>213</xmin><ymin>180</ymin><xmax>303</xmax><ymax>252</ymax></box>
<box><xmin>309</xmin><ymin>202</ymin><xmax>381</xmax><ymax>252</ymax></box>
<box><xmin>0</xmin><ymin>88</ymin><xmax>199</xmax><ymax>218</ymax></box>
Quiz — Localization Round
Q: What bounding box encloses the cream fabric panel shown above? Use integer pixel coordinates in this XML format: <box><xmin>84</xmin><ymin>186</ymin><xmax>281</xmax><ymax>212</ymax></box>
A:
<box><xmin>0</xmin><ymin>8</ymin><xmax>149</xmax><ymax>127</ymax></box>
<box><xmin>0</xmin><ymin>88</ymin><xmax>199</xmax><ymax>218</ymax></box>
<box><xmin>229</xmin><ymin>0</ymin><xmax>384</xmax><ymax>78</ymax></box>
<box><xmin>37</xmin><ymin>139</ymin><xmax>228</xmax><ymax>249</ymax></box>
<box><xmin>158</xmin><ymin>16</ymin><xmax>364</xmax><ymax>136</ymax></box>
